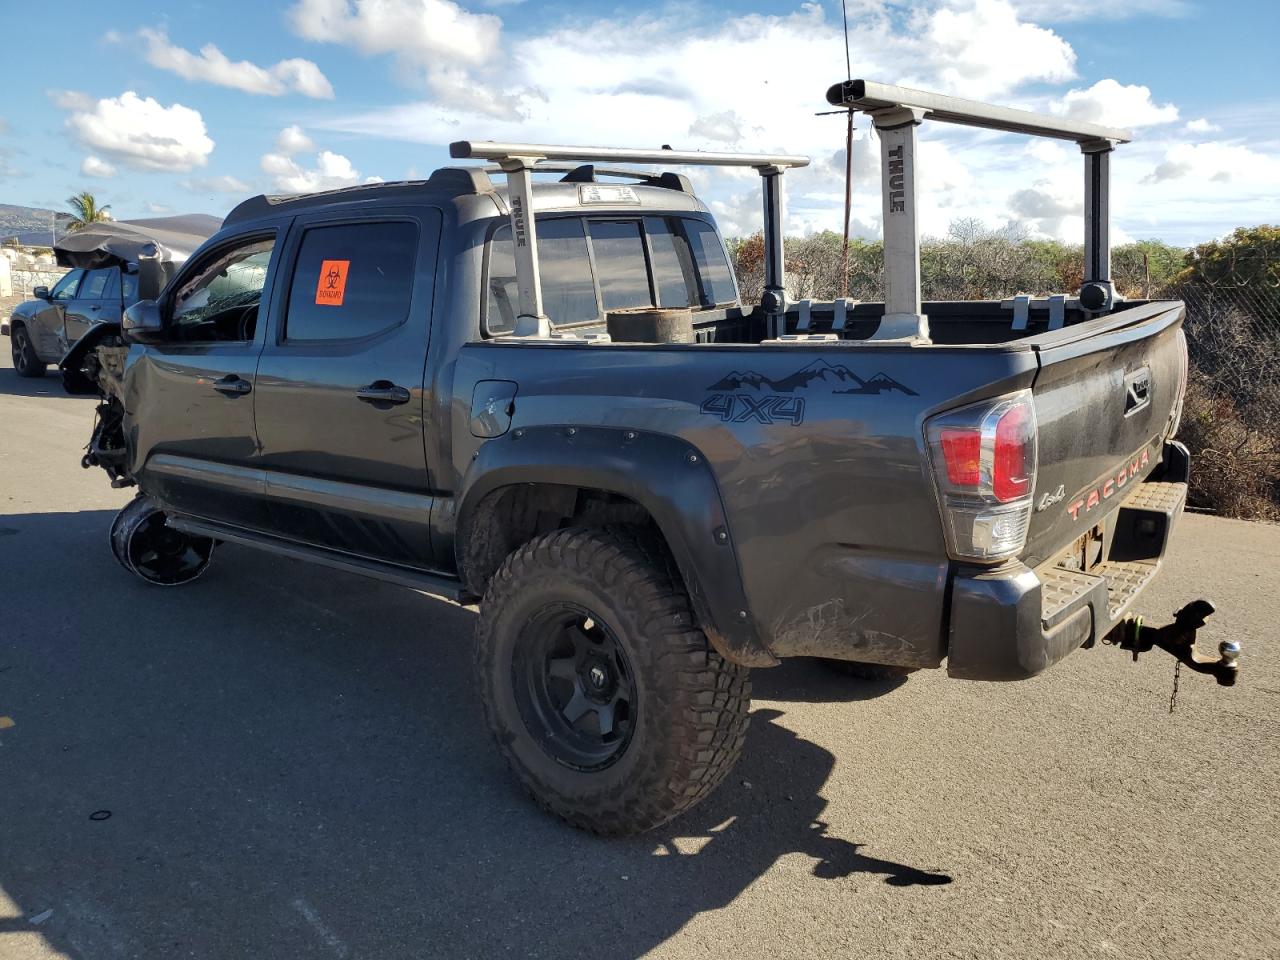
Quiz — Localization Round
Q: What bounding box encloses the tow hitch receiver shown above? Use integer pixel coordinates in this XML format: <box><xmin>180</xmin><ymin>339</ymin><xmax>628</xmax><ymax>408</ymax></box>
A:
<box><xmin>1105</xmin><ymin>600</ymin><xmax>1241</xmax><ymax>687</ymax></box>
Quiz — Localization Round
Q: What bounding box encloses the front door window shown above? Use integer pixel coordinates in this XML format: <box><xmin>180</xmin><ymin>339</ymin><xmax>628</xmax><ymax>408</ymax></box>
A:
<box><xmin>50</xmin><ymin>270</ymin><xmax>84</xmax><ymax>301</ymax></box>
<box><xmin>168</xmin><ymin>237</ymin><xmax>275</xmax><ymax>343</ymax></box>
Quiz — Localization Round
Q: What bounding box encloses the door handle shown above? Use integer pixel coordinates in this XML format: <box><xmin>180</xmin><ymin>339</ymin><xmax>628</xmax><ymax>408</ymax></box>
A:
<box><xmin>89</xmin><ymin>305</ymin><xmax>101</xmax><ymax>311</ymax></box>
<box><xmin>212</xmin><ymin>375</ymin><xmax>252</xmax><ymax>396</ymax></box>
<box><xmin>356</xmin><ymin>381</ymin><xmax>411</xmax><ymax>406</ymax></box>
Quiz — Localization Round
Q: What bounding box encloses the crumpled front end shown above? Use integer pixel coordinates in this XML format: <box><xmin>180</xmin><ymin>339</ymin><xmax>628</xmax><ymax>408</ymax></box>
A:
<box><xmin>59</xmin><ymin>323</ymin><xmax>135</xmax><ymax>488</ymax></box>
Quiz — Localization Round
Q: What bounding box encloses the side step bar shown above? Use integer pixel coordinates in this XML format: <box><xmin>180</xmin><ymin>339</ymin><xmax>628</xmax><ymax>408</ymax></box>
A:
<box><xmin>166</xmin><ymin>515</ymin><xmax>477</xmax><ymax>604</ymax></box>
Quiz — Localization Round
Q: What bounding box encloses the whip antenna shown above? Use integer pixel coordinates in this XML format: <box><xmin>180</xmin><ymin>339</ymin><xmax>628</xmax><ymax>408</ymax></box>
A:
<box><xmin>841</xmin><ymin>0</ymin><xmax>854</xmax><ymax>297</ymax></box>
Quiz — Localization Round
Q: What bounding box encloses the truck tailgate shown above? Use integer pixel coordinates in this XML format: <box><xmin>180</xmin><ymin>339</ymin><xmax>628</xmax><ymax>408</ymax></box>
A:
<box><xmin>1022</xmin><ymin>300</ymin><xmax>1186</xmax><ymax>567</ymax></box>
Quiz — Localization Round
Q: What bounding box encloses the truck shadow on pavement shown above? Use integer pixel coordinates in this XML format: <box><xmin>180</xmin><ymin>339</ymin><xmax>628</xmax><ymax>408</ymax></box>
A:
<box><xmin>0</xmin><ymin>509</ymin><xmax>951</xmax><ymax>959</ymax></box>
<box><xmin>0</xmin><ymin>370</ymin><xmax>94</xmax><ymax>402</ymax></box>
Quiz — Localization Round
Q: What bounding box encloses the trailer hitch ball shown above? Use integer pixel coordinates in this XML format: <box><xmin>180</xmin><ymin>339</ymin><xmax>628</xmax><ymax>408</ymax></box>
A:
<box><xmin>1107</xmin><ymin>600</ymin><xmax>1241</xmax><ymax>688</ymax></box>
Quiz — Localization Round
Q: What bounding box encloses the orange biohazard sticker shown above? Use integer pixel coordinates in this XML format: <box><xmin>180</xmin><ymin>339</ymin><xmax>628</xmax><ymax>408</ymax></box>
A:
<box><xmin>315</xmin><ymin>259</ymin><xmax>350</xmax><ymax>306</ymax></box>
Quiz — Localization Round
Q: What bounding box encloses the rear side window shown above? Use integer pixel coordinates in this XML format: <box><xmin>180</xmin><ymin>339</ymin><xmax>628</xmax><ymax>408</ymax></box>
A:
<box><xmin>588</xmin><ymin>220</ymin><xmax>653</xmax><ymax>312</ymax></box>
<box><xmin>487</xmin><ymin>219</ymin><xmax>597</xmax><ymax>335</ymax></box>
<box><xmin>685</xmin><ymin>220</ymin><xmax>738</xmax><ymax>305</ymax></box>
<box><xmin>483</xmin><ymin>214</ymin><xmax>739</xmax><ymax>336</ymax></box>
<box><xmin>644</xmin><ymin>217</ymin><xmax>699</xmax><ymax>309</ymax></box>
<box><xmin>99</xmin><ymin>269</ymin><xmax>137</xmax><ymax>302</ymax></box>
<box><xmin>80</xmin><ymin>268</ymin><xmax>114</xmax><ymax>300</ymax></box>
<box><xmin>286</xmin><ymin>221</ymin><xmax>418</xmax><ymax>341</ymax></box>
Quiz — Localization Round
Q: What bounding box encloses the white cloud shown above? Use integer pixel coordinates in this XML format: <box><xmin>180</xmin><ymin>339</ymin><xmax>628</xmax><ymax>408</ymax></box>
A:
<box><xmin>52</xmin><ymin>90</ymin><xmax>94</xmax><ymax>112</ymax></box>
<box><xmin>0</xmin><ymin>117</ymin><xmax>10</xmax><ymax>136</ymax></box>
<box><xmin>294</xmin><ymin>0</ymin><xmax>1278</xmax><ymax>245</ymax></box>
<box><xmin>1143</xmin><ymin>141</ymin><xmax>1280</xmax><ymax>186</ymax></box>
<box><xmin>275</xmin><ymin>125</ymin><xmax>316</xmax><ymax>155</ymax></box>
<box><xmin>1008</xmin><ymin>0</ymin><xmax>1190</xmax><ymax>20</ymax></box>
<box><xmin>80</xmin><ymin>155</ymin><xmax>117</xmax><ymax>178</ymax></box>
<box><xmin>142</xmin><ymin>29</ymin><xmax>334</xmax><ymax>99</ymax></box>
<box><xmin>62</xmin><ymin>91</ymin><xmax>214</xmax><ymax>172</ymax></box>
<box><xmin>261</xmin><ymin>125</ymin><xmax>380</xmax><ymax>193</ymax></box>
<box><xmin>688</xmin><ymin>111</ymin><xmax>746</xmax><ymax>144</ymax></box>
<box><xmin>1050</xmin><ymin>79</ymin><xmax>1178</xmax><ymax>129</ymax></box>
<box><xmin>262</xmin><ymin>146</ymin><xmax>378</xmax><ymax>193</ymax></box>
<box><xmin>1007</xmin><ymin>181</ymin><xmax>1082</xmax><ymax>237</ymax></box>
<box><xmin>920</xmin><ymin>0</ymin><xmax>1076</xmax><ymax>98</ymax></box>
<box><xmin>1184</xmin><ymin>118</ymin><xmax>1220</xmax><ymax>134</ymax></box>
<box><xmin>288</xmin><ymin>0</ymin><xmax>503</xmax><ymax>113</ymax></box>
<box><xmin>183</xmin><ymin>174</ymin><xmax>253</xmax><ymax>194</ymax></box>
<box><xmin>146</xmin><ymin>201</ymin><xmax>174</xmax><ymax>214</ymax></box>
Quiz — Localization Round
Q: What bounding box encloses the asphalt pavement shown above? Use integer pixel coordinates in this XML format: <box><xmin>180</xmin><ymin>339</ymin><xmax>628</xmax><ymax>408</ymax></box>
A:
<box><xmin>0</xmin><ymin>341</ymin><xmax>1277</xmax><ymax>960</ymax></box>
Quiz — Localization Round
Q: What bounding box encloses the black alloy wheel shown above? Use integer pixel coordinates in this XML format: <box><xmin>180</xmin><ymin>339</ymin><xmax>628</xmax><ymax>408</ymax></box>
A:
<box><xmin>11</xmin><ymin>326</ymin><xmax>46</xmax><ymax>378</ymax></box>
<box><xmin>513</xmin><ymin>603</ymin><xmax>637</xmax><ymax>771</ymax></box>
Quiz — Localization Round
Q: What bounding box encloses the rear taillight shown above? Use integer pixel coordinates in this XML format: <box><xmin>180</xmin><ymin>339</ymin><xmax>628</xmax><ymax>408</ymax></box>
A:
<box><xmin>926</xmin><ymin>390</ymin><xmax>1038</xmax><ymax>562</ymax></box>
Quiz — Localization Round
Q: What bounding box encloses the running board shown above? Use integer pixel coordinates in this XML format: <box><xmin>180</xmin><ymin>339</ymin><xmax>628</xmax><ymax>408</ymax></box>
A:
<box><xmin>166</xmin><ymin>515</ymin><xmax>476</xmax><ymax>604</ymax></box>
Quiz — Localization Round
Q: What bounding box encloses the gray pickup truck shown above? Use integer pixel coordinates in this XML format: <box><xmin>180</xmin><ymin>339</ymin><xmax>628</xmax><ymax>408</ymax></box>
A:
<box><xmin>63</xmin><ymin>81</ymin><xmax>1238</xmax><ymax>835</ymax></box>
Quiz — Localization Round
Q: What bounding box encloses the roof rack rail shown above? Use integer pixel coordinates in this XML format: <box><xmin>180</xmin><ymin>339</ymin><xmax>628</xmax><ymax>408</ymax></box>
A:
<box><xmin>222</xmin><ymin>167</ymin><xmax>493</xmax><ymax>227</ymax></box>
<box><xmin>450</xmin><ymin>140</ymin><xmax>809</xmax><ymax>338</ymax></box>
<box><xmin>825</xmin><ymin>79</ymin><xmax>1134</xmax><ymax>341</ymax></box>
<box><xmin>477</xmin><ymin>161</ymin><xmax>693</xmax><ymax>193</ymax></box>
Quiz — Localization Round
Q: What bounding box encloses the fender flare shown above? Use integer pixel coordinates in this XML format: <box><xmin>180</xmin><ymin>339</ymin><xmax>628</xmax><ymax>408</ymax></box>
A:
<box><xmin>454</xmin><ymin>425</ymin><xmax>777</xmax><ymax>667</ymax></box>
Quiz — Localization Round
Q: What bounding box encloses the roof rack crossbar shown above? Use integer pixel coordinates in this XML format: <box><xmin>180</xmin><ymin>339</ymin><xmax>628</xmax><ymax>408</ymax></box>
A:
<box><xmin>450</xmin><ymin>140</ymin><xmax>809</xmax><ymax>338</ymax></box>
<box><xmin>825</xmin><ymin>79</ymin><xmax>1132</xmax><ymax>341</ymax></box>
<box><xmin>826</xmin><ymin>79</ymin><xmax>1132</xmax><ymax>145</ymax></box>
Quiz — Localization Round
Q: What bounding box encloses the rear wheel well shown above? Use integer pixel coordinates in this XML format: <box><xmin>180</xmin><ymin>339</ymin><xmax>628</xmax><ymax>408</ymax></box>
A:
<box><xmin>458</xmin><ymin>483</ymin><xmax>657</xmax><ymax>597</ymax></box>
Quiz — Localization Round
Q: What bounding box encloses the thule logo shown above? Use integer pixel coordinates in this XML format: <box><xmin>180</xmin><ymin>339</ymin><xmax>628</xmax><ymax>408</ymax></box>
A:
<box><xmin>888</xmin><ymin>145</ymin><xmax>906</xmax><ymax>214</ymax></box>
<box><xmin>511</xmin><ymin>195</ymin><xmax>527</xmax><ymax>248</ymax></box>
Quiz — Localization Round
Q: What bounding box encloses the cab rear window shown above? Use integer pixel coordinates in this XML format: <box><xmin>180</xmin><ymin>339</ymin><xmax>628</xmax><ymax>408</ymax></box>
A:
<box><xmin>484</xmin><ymin>215</ymin><xmax>738</xmax><ymax>336</ymax></box>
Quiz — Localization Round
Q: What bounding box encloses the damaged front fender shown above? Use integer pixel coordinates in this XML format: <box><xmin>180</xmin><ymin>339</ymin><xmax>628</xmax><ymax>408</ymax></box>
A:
<box><xmin>58</xmin><ymin>322</ymin><xmax>135</xmax><ymax>487</ymax></box>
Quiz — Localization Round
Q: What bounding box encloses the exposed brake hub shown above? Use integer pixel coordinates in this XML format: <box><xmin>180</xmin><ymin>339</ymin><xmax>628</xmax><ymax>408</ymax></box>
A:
<box><xmin>1105</xmin><ymin>599</ymin><xmax>1240</xmax><ymax>687</ymax></box>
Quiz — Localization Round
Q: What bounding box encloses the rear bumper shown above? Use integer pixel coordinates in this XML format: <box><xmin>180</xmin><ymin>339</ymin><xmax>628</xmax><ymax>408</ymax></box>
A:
<box><xmin>946</xmin><ymin>445</ymin><xmax>1188</xmax><ymax>681</ymax></box>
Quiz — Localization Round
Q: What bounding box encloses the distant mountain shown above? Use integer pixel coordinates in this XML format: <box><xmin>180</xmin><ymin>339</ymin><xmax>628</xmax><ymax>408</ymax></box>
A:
<box><xmin>0</xmin><ymin>204</ymin><xmax>71</xmax><ymax>247</ymax></box>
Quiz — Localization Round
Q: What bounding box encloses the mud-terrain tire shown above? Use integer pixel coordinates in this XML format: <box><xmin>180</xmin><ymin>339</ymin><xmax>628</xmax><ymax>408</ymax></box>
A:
<box><xmin>475</xmin><ymin>526</ymin><xmax>751</xmax><ymax>835</ymax></box>
<box><xmin>820</xmin><ymin>659</ymin><xmax>918</xmax><ymax>681</ymax></box>
<box><xmin>110</xmin><ymin>495</ymin><xmax>215</xmax><ymax>586</ymax></box>
<box><xmin>10</xmin><ymin>324</ymin><xmax>47</xmax><ymax>378</ymax></box>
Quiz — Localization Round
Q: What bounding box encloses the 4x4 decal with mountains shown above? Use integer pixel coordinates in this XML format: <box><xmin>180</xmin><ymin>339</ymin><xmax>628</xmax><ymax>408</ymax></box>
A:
<box><xmin>699</xmin><ymin>359</ymin><xmax>917</xmax><ymax>425</ymax></box>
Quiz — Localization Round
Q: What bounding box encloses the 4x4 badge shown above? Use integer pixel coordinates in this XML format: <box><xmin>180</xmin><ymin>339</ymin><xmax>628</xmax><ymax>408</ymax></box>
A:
<box><xmin>1037</xmin><ymin>485</ymin><xmax>1066</xmax><ymax>512</ymax></box>
<box><xmin>701</xmin><ymin>359</ymin><xmax>916</xmax><ymax>425</ymax></box>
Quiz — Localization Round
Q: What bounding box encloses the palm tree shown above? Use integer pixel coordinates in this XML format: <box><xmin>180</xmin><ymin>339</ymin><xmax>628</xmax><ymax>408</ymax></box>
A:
<box><xmin>65</xmin><ymin>191</ymin><xmax>112</xmax><ymax>232</ymax></box>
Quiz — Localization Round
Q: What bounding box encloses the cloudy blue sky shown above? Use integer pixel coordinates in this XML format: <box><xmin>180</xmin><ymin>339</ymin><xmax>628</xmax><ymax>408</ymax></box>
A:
<box><xmin>1</xmin><ymin>0</ymin><xmax>1276</xmax><ymax>245</ymax></box>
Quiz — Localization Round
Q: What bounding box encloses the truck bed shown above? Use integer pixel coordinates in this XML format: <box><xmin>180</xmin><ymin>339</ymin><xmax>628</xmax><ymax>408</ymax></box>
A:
<box><xmin>452</xmin><ymin>297</ymin><xmax>1186</xmax><ymax>674</ymax></box>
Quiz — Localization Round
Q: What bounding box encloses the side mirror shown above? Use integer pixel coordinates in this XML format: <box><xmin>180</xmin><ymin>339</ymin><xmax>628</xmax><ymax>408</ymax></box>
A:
<box><xmin>33</xmin><ymin>286</ymin><xmax>50</xmax><ymax>300</ymax></box>
<box><xmin>122</xmin><ymin>299</ymin><xmax>166</xmax><ymax>344</ymax></box>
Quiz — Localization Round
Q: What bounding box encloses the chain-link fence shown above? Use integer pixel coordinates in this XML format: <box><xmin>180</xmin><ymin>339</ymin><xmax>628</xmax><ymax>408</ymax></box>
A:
<box><xmin>1155</xmin><ymin>269</ymin><xmax>1279</xmax><ymax>520</ymax></box>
